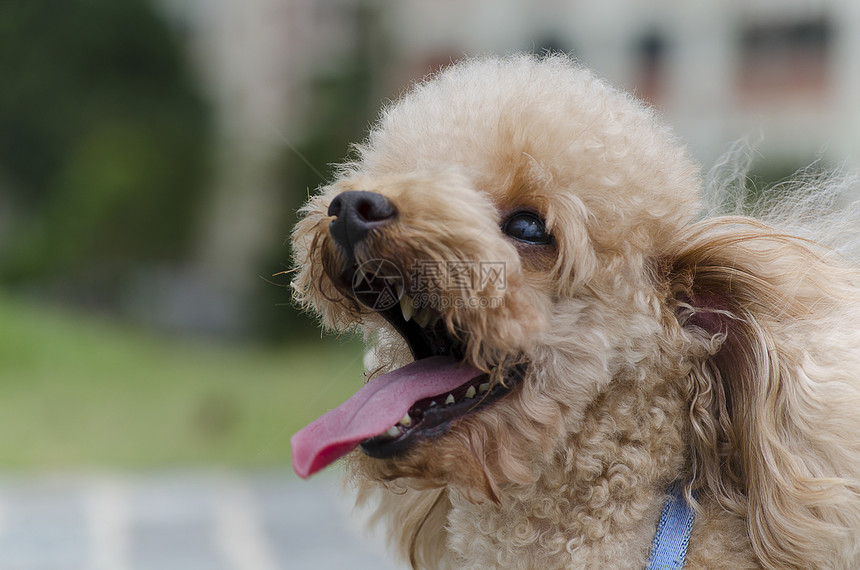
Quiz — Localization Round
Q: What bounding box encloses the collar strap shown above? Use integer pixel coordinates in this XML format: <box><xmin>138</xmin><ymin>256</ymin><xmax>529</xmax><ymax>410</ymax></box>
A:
<box><xmin>646</xmin><ymin>481</ymin><xmax>696</xmax><ymax>570</ymax></box>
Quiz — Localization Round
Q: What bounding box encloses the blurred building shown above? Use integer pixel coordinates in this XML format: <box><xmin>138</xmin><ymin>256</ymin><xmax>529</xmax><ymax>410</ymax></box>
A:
<box><xmin>383</xmin><ymin>0</ymin><xmax>860</xmax><ymax>171</ymax></box>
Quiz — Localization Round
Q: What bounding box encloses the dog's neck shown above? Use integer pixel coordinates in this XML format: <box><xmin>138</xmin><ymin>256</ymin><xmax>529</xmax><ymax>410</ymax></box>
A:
<box><xmin>442</xmin><ymin>378</ymin><xmax>689</xmax><ymax>568</ymax></box>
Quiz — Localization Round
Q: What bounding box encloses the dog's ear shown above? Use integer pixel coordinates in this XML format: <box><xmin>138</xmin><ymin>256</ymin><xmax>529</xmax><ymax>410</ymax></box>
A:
<box><xmin>665</xmin><ymin>217</ymin><xmax>860</xmax><ymax>569</ymax></box>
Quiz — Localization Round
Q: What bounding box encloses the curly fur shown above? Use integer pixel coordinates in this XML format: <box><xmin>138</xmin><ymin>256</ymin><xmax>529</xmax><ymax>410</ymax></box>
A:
<box><xmin>292</xmin><ymin>54</ymin><xmax>860</xmax><ymax>569</ymax></box>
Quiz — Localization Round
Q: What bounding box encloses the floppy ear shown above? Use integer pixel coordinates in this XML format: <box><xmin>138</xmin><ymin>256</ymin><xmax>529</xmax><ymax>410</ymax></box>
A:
<box><xmin>665</xmin><ymin>217</ymin><xmax>860</xmax><ymax>569</ymax></box>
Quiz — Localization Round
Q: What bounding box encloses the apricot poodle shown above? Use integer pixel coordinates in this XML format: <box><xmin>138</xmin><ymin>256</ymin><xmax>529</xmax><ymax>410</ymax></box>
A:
<box><xmin>290</xmin><ymin>54</ymin><xmax>860</xmax><ymax>569</ymax></box>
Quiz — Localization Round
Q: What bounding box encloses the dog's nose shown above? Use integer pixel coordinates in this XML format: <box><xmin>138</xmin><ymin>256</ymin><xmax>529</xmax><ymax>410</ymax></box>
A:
<box><xmin>327</xmin><ymin>190</ymin><xmax>396</xmax><ymax>251</ymax></box>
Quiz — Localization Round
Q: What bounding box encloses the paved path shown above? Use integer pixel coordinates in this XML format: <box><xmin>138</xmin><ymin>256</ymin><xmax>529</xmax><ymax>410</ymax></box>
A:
<box><xmin>0</xmin><ymin>471</ymin><xmax>404</xmax><ymax>570</ymax></box>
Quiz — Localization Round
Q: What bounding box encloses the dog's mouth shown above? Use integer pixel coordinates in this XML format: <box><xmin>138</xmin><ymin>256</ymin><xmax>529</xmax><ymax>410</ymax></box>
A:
<box><xmin>290</xmin><ymin>261</ymin><xmax>522</xmax><ymax>478</ymax></box>
<box><xmin>359</xmin><ymin>363</ymin><xmax>522</xmax><ymax>459</ymax></box>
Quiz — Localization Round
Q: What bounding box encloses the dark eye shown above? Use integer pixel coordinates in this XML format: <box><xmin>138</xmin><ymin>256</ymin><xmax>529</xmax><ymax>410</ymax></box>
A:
<box><xmin>502</xmin><ymin>211</ymin><xmax>553</xmax><ymax>245</ymax></box>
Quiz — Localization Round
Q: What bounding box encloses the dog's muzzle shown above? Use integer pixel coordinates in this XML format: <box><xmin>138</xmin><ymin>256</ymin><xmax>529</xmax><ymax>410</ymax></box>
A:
<box><xmin>327</xmin><ymin>190</ymin><xmax>396</xmax><ymax>254</ymax></box>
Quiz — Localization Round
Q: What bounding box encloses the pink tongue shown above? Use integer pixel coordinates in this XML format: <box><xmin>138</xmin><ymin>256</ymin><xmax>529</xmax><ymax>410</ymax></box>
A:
<box><xmin>291</xmin><ymin>356</ymin><xmax>482</xmax><ymax>478</ymax></box>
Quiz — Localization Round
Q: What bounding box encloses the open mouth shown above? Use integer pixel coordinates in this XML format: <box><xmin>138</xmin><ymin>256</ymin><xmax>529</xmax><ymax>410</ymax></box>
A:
<box><xmin>290</xmin><ymin>259</ymin><xmax>522</xmax><ymax>479</ymax></box>
<box><xmin>344</xmin><ymin>262</ymin><xmax>523</xmax><ymax>458</ymax></box>
<box><xmin>360</xmin><ymin>365</ymin><xmax>518</xmax><ymax>457</ymax></box>
<box><xmin>347</xmin><ymin>259</ymin><xmax>458</xmax><ymax>360</ymax></box>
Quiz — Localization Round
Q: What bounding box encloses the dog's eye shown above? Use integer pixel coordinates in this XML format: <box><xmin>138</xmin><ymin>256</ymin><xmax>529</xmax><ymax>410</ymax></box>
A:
<box><xmin>503</xmin><ymin>212</ymin><xmax>553</xmax><ymax>245</ymax></box>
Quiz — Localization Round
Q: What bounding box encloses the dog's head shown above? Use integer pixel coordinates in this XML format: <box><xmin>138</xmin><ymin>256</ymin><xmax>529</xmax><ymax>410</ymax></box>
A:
<box><xmin>290</xmin><ymin>54</ymin><xmax>700</xmax><ymax>498</ymax></box>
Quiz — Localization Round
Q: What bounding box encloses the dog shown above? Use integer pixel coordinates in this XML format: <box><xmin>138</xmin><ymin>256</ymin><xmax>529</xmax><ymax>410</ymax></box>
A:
<box><xmin>290</xmin><ymin>54</ymin><xmax>860</xmax><ymax>569</ymax></box>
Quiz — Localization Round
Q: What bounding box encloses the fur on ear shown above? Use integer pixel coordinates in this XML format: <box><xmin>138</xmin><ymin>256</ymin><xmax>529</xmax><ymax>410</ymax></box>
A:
<box><xmin>666</xmin><ymin>216</ymin><xmax>860</xmax><ymax>569</ymax></box>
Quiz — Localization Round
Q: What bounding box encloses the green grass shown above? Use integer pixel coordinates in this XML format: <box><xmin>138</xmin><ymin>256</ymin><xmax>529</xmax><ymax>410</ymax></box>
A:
<box><xmin>0</xmin><ymin>294</ymin><xmax>365</xmax><ymax>470</ymax></box>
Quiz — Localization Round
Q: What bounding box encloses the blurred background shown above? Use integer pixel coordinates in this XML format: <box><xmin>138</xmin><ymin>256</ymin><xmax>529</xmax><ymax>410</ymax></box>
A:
<box><xmin>0</xmin><ymin>0</ymin><xmax>858</xmax><ymax>568</ymax></box>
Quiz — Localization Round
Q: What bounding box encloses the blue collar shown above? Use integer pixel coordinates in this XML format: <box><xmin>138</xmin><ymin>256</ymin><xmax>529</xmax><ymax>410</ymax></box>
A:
<box><xmin>646</xmin><ymin>482</ymin><xmax>697</xmax><ymax>570</ymax></box>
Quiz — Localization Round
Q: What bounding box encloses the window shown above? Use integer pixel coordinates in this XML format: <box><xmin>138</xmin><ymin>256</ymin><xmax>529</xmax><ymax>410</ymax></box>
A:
<box><xmin>737</xmin><ymin>16</ymin><xmax>833</xmax><ymax>102</ymax></box>
<box><xmin>634</xmin><ymin>30</ymin><xmax>669</xmax><ymax>106</ymax></box>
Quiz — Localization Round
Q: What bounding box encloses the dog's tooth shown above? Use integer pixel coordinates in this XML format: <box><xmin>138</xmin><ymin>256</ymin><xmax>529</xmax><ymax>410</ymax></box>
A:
<box><xmin>355</xmin><ymin>265</ymin><xmax>367</xmax><ymax>284</ymax></box>
<box><xmin>478</xmin><ymin>382</ymin><xmax>490</xmax><ymax>394</ymax></box>
<box><xmin>465</xmin><ymin>386</ymin><xmax>476</xmax><ymax>399</ymax></box>
<box><xmin>428</xmin><ymin>400</ymin><xmax>437</xmax><ymax>407</ymax></box>
<box><xmin>413</xmin><ymin>308</ymin><xmax>434</xmax><ymax>328</ymax></box>
<box><xmin>385</xmin><ymin>426</ymin><xmax>400</xmax><ymax>438</ymax></box>
<box><xmin>399</xmin><ymin>412</ymin><xmax>413</xmax><ymax>427</ymax></box>
<box><xmin>400</xmin><ymin>295</ymin><xmax>415</xmax><ymax>322</ymax></box>
<box><xmin>445</xmin><ymin>393</ymin><xmax>455</xmax><ymax>406</ymax></box>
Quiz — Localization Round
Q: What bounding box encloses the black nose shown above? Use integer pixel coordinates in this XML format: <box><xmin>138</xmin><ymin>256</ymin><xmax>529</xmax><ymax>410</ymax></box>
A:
<box><xmin>327</xmin><ymin>190</ymin><xmax>396</xmax><ymax>252</ymax></box>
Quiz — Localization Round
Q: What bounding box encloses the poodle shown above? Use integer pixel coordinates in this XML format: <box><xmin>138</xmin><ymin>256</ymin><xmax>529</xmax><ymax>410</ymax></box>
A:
<box><xmin>289</xmin><ymin>54</ymin><xmax>860</xmax><ymax>569</ymax></box>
